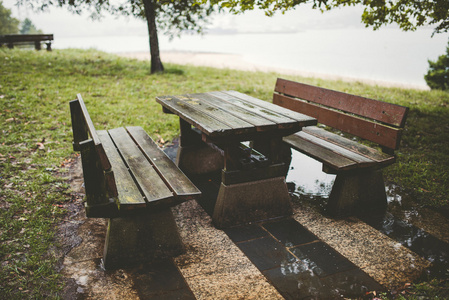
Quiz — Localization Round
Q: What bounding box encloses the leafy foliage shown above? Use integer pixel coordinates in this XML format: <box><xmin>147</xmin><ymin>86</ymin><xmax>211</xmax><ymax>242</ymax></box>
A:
<box><xmin>14</xmin><ymin>0</ymin><xmax>218</xmax><ymax>72</ymax></box>
<box><xmin>16</xmin><ymin>0</ymin><xmax>216</xmax><ymax>38</ymax></box>
<box><xmin>425</xmin><ymin>40</ymin><xmax>449</xmax><ymax>90</ymax></box>
<box><xmin>204</xmin><ymin>0</ymin><xmax>449</xmax><ymax>34</ymax></box>
<box><xmin>114</xmin><ymin>0</ymin><xmax>216</xmax><ymax>39</ymax></box>
<box><xmin>0</xmin><ymin>0</ymin><xmax>20</xmax><ymax>34</ymax></box>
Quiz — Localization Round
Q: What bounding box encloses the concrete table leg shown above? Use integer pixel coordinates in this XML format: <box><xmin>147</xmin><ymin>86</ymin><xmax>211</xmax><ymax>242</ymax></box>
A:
<box><xmin>212</xmin><ymin>176</ymin><xmax>293</xmax><ymax>228</ymax></box>
<box><xmin>176</xmin><ymin>144</ymin><xmax>223</xmax><ymax>175</ymax></box>
<box><xmin>176</xmin><ymin>118</ymin><xmax>223</xmax><ymax>175</ymax></box>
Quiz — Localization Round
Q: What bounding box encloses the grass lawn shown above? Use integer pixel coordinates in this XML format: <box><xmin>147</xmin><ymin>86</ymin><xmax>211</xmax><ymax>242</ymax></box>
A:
<box><xmin>1</xmin><ymin>48</ymin><xmax>448</xmax><ymax>298</ymax></box>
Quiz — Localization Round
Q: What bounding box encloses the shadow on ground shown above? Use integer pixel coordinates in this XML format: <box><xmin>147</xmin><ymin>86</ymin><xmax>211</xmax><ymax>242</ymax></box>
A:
<box><xmin>57</xmin><ymin>147</ymin><xmax>448</xmax><ymax>299</ymax></box>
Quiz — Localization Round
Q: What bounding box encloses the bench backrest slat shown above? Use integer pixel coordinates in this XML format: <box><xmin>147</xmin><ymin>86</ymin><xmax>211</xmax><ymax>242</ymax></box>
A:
<box><xmin>273</xmin><ymin>78</ymin><xmax>409</xmax><ymax>150</ymax></box>
<box><xmin>70</xmin><ymin>94</ymin><xmax>111</xmax><ymax>170</ymax></box>
<box><xmin>0</xmin><ymin>34</ymin><xmax>54</xmax><ymax>43</ymax></box>
<box><xmin>274</xmin><ymin>93</ymin><xmax>402</xmax><ymax>149</ymax></box>
<box><xmin>275</xmin><ymin>78</ymin><xmax>408</xmax><ymax>127</ymax></box>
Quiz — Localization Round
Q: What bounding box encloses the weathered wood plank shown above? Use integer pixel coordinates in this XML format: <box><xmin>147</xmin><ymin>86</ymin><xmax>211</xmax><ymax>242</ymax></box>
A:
<box><xmin>69</xmin><ymin>99</ymin><xmax>89</xmax><ymax>152</ymax></box>
<box><xmin>283</xmin><ymin>134</ymin><xmax>359</xmax><ymax>171</ymax></box>
<box><xmin>296</xmin><ymin>131</ymin><xmax>376</xmax><ymax>167</ymax></box>
<box><xmin>209</xmin><ymin>91</ymin><xmax>300</xmax><ymax>130</ymax></box>
<box><xmin>156</xmin><ymin>95</ymin><xmax>233</xmax><ymax>137</ymax></box>
<box><xmin>108</xmin><ymin>127</ymin><xmax>174</xmax><ymax>206</ymax></box>
<box><xmin>189</xmin><ymin>93</ymin><xmax>277</xmax><ymax>131</ymax></box>
<box><xmin>173</xmin><ymin>94</ymin><xmax>256</xmax><ymax>135</ymax></box>
<box><xmin>0</xmin><ymin>34</ymin><xmax>53</xmax><ymax>43</ymax></box>
<box><xmin>283</xmin><ymin>134</ymin><xmax>358</xmax><ymax>171</ymax></box>
<box><xmin>126</xmin><ymin>126</ymin><xmax>201</xmax><ymax>201</ymax></box>
<box><xmin>303</xmin><ymin>126</ymin><xmax>395</xmax><ymax>165</ymax></box>
<box><xmin>273</xmin><ymin>93</ymin><xmax>402</xmax><ymax>150</ymax></box>
<box><xmin>222</xmin><ymin>90</ymin><xmax>317</xmax><ymax>126</ymax></box>
<box><xmin>275</xmin><ymin>78</ymin><xmax>409</xmax><ymax>127</ymax></box>
<box><xmin>97</xmin><ymin>130</ymin><xmax>146</xmax><ymax>210</ymax></box>
<box><xmin>75</xmin><ymin>94</ymin><xmax>111</xmax><ymax>170</ymax></box>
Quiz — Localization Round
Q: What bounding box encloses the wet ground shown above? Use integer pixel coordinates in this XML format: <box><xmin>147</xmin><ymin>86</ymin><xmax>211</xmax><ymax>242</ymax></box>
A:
<box><xmin>60</xmin><ymin>145</ymin><xmax>449</xmax><ymax>299</ymax></box>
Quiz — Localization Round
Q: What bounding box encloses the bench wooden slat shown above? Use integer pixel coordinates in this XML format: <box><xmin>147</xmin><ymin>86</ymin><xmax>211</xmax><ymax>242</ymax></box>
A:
<box><xmin>191</xmin><ymin>93</ymin><xmax>278</xmax><ymax>131</ymax></box>
<box><xmin>283</xmin><ymin>134</ymin><xmax>357</xmax><ymax>170</ymax></box>
<box><xmin>0</xmin><ymin>34</ymin><xmax>53</xmax><ymax>43</ymax></box>
<box><xmin>222</xmin><ymin>90</ymin><xmax>317</xmax><ymax>126</ymax></box>
<box><xmin>97</xmin><ymin>130</ymin><xmax>146</xmax><ymax>210</ymax></box>
<box><xmin>273</xmin><ymin>93</ymin><xmax>402</xmax><ymax>150</ymax></box>
<box><xmin>273</xmin><ymin>78</ymin><xmax>409</xmax><ymax>216</ymax></box>
<box><xmin>75</xmin><ymin>94</ymin><xmax>111</xmax><ymax>170</ymax></box>
<box><xmin>126</xmin><ymin>126</ymin><xmax>201</xmax><ymax>200</ymax></box>
<box><xmin>275</xmin><ymin>78</ymin><xmax>409</xmax><ymax>127</ymax></box>
<box><xmin>156</xmin><ymin>95</ymin><xmax>233</xmax><ymax>137</ymax></box>
<box><xmin>303</xmin><ymin>127</ymin><xmax>395</xmax><ymax>165</ymax></box>
<box><xmin>108</xmin><ymin>127</ymin><xmax>174</xmax><ymax>206</ymax></box>
<box><xmin>295</xmin><ymin>131</ymin><xmax>377</xmax><ymax>167</ymax></box>
<box><xmin>209</xmin><ymin>91</ymin><xmax>301</xmax><ymax>130</ymax></box>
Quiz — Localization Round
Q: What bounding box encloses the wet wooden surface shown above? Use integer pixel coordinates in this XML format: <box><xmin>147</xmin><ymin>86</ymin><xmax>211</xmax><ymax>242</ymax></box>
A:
<box><xmin>71</xmin><ymin>94</ymin><xmax>201</xmax><ymax>216</ymax></box>
<box><xmin>156</xmin><ymin>91</ymin><xmax>317</xmax><ymax>141</ymax></box>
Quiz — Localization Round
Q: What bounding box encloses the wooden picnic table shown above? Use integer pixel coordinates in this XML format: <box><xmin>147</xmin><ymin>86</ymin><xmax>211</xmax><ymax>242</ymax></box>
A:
<box><xmin>157</xmin><ymin>91</ymin><xmax>316</xmax><ymax>228</ymax></box>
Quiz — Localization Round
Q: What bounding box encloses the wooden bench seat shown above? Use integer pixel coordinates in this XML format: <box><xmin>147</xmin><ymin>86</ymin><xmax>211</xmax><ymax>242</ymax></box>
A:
<box><xmin>70</xmin><ymin>94</ymin><xmax>200</xmax><ymax>269</ymax></box>
<box><xmin>0</xmin><ymin>34</ymin><xmax>53</xmax><ymax>51</ymax></box>
<box><xmin>274</xmin><ymin>78</ymin><xmax>409</xmax><ymax>216</ymax></box>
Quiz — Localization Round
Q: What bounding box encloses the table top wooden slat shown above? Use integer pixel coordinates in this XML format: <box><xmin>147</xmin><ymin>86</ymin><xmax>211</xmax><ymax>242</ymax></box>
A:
<box><xmin>214</xmin><ymin>91</ymin><xmax>317</xmax><ymax>127</ymax></box>
<box><xmin>189</xmin><ymin>93</ymin><xmax>278</xmax><ymax>131</ymax></box>
<box><xmin>157</xmin><ymin>91</ymin><xmax>318</xmax><ymax>139</ymax></box>
<box><xmin>156</xmin><ymin>95</ymin><xmax>233</xmax><ymax>137</ymax></box>
<box><xmin>174</xmin><ymin>94</ymin><xmax>257</xmax><ymax>135</ymax></box>
<box><xmin>208</xmin><ymin>91</ymin><xmax>298</xmax><ymax>129</ymax></box>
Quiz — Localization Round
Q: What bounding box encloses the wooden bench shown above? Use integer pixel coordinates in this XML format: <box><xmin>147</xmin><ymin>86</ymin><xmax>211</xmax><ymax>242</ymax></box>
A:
<box><xmin>0</xmin><ymin>34</ymin><xmax>53</xmax><ymax>51</ymax></box>
<box><xmin>273</xmin><ymin>78</ymin><xmax>409</xmax><ymax>216</ymax></box>
<box><xmin>70</xmin><ymin>94</ymin><xmax>201</xmax><ymax>269</ymax></box>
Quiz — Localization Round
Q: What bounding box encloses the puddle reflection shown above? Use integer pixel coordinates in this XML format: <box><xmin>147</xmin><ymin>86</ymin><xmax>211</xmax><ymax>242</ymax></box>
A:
<box><xmin>287</xmin><ymin>150</ymin><xmax>449</xmax><ymax>281</ymax></box>
<box><xmin>286</xmin><ymin>150</ymin><xmax>335</xmax><ymax>199</ymax></box>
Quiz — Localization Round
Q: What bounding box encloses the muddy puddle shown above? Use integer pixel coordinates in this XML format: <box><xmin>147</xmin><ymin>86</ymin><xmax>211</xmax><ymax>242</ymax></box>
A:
<box><xmin>287</xmin><ymin>150</ymin><xmax>449</xmax><ymax>283</ymax></box>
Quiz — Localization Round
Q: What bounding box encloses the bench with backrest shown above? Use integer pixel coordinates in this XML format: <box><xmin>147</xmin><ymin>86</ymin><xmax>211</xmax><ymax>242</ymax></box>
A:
<box><xmin>70</xmin><ymin>94</ymin><xmax>201</xmax><ymax>269</ymax></box>
<box><xmin>273</xmin><ymin>78</ymin><xmax>409</xmax><ymax>217</ymax></box>
<box><xmin>0</xmin><ymin>34</ymin><xmax>53</xmax><ymax>51</ymax></box>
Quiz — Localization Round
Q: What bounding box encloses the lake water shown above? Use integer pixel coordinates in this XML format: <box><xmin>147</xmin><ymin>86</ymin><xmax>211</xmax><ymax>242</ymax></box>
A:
<box><xmin>54</xmin><ymin>28</ymin><xmax>448</xmax><ymax>89</ymax></box>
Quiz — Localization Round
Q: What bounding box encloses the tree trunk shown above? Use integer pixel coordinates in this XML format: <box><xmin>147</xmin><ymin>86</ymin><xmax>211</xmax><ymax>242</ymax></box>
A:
<box><xmin>142</xmin><ymin>0</ymin><xmax>164</xmax><ymax>73</ymax></box>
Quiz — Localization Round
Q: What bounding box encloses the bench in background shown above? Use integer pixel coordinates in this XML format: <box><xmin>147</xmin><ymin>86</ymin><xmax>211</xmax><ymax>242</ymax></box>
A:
<box><xmin>274</xmin><ymin>78</ymin><xmax>409</xmax><ymax>216</ymax></box>
<box><xmin>0</xmin><ymin>34</ymin><xmax>53</xmax><ymax>51</ymax></box>
<box><xmin>70</xmin><ymin>94</ymin><xmax>201</xmax><ymax>269</ymax></box>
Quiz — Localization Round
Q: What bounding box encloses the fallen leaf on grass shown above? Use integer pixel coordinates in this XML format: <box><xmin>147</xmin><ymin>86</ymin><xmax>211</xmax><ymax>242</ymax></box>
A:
<box><xmin>35</xmin><ymin>142</ymin><xmax>45</xmax><ymax>150</ymax></box>
<box><xmin>5</xmin><ymin>117</ymin><xmax>18</xmax><ymax>123</ymax></box>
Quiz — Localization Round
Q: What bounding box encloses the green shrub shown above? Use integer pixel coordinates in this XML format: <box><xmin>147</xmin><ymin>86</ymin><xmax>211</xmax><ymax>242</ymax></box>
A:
<box><xmin>425</xmin><ymin>40</ymin><xmax>449</xmax><ymax>91</ymax></box>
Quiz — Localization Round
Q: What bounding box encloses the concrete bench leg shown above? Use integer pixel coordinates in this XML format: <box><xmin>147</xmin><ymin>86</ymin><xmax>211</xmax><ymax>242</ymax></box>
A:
<box><xmin>212</xmin><ymin>176</ymin><xmax>293</xmax><ymax>228</ymax></box>
<box><xmin>34</xmin><ymin>41</ymin><xmax>41</xmax><ymax>50</ymax></box>
<box><xmin>103</xmin><ymin>209</ymin><xmax>184</xmax><ymax>269</ymax></box>
<box><xmin>327</xmin><ymin>169</ymin><xmax>387</xmax><ymax>217</ymax></box>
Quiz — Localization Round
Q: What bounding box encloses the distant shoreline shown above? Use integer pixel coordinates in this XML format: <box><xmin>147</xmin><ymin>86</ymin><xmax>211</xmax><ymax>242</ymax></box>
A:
<box><xmin>118</xmin><ymin>51</ymin><xmax>429</xmax><ymax>91</ymax></box>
